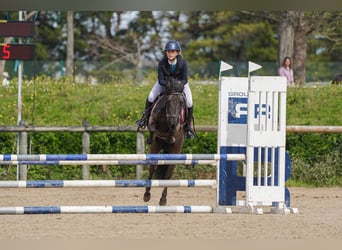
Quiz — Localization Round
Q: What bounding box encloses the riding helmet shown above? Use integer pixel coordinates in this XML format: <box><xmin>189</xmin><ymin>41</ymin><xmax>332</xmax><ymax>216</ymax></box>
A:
<box><xmin>164</xmin><ymin>40</ymin><xmax>181</xmax><ymax>51</ymax></box>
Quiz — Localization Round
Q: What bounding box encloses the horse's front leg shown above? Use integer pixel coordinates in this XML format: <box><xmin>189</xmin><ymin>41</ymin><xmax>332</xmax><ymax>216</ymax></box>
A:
<box><xmin>143</xmin><ymin>165</ymin><xmax>154</xmax><ymax>202</ymax></box>
<box><xmin>143</xmin><ymin>186</ymin><xmax>151</xmax><ymax>202</ymax></box>
<box><xmin>159</xmin><ymin>187</ymin><xmax>168</xmax><ymax>206</ymax></box>
<box><xmin>159</xmin><ymin>165</ymin><xmax>176</xmax><ymax>206</ymax></box>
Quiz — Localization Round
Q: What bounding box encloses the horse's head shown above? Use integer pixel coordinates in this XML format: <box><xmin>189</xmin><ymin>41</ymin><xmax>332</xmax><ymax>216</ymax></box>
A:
<box><xmin>149</xmin><ymin>80</ymin><xmax>185</xmax><ymax>144</ymax></box>
<box><xmin>165</xmin><ymin>93</ymin><xmax>185</xmax><ymax>132</ymax></box>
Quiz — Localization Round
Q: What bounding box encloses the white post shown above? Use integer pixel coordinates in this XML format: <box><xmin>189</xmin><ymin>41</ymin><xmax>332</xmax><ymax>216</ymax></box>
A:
<box><xmin>17</xmin><ymin>11</ymin><xmax>24</xmax><ymax>180</ymax></box>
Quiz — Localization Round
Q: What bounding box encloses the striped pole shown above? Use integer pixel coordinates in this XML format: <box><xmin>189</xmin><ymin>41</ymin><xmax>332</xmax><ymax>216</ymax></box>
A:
<box><xmin>0</xmin><ymin>153</ymin><xmax>245</xmax><ymax>166</ymax></box>
<box><xmin>0</xmin><ymin>179</ymin><xmax>217</xmax><ymax>188</ymax></box>
<box><xmin>0</xmin><ymin>153</ymin><xmax>246</xmax><ymax>161</ymax></box>
<box><xmin>0</xmin><ymin>160</ymin><xmax>218</xmax><ymax>166</ymax></box>
<box><xmin>0</xmin><ymin>205</ymin><xmax>216</xmax><ymax>214</ymax></box>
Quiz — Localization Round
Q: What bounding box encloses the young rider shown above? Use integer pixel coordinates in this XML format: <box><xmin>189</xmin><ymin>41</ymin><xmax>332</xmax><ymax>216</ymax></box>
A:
<box><xmin>136</xmin><ymin>40</ymin><xmax>196</xmax><ymax>141</ymax></box>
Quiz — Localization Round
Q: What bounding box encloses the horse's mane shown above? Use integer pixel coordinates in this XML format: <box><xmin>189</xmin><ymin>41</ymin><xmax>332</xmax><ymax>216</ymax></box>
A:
<box><xmin>165</xmin><ymin>77</ymin><xmax>184</xmax><ymax>94</ymax></box>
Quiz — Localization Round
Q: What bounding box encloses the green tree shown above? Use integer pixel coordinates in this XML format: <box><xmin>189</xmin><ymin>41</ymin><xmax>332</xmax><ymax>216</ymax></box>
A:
<box><xmin>2</xmin><ymin>11</ymin><xmax>342</xmax><ymax>83</ymax></box>
<box><xmin>165</xmin><ymin>11</ymin><xmax>277</xmax><ymax>77</ymax></box>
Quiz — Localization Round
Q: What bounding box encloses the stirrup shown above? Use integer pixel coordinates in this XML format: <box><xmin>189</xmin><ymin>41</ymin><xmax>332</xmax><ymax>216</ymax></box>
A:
<box><xmin>136</xmin><ymin>117</ymin><xmax>147</xmax><ymax>128</ymax></box>
<box><xmin>186</xmin><ymin>127</ymin><xmax>196</xmax><ymax>139</ymax></box>
<box><xmin>136</xmin><ymin>108</ymin><xmax>151</xmax><ymax>128</ymax></box>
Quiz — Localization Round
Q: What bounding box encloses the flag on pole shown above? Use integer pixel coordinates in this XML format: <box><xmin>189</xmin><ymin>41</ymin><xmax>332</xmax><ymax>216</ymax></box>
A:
<box><xmin>220</xmin><ymin>60</ymin><xmax>233</xmax><ymax>72</ymax></box>
<box><xmin>218</xmin><ymin>60</ymin><xmax>233</xmax><ymax>80</ymax></box>
<box><xmin>248</xmin><ymin>61</ymin><xmax>262</xmax><ymax>73</ymax></box>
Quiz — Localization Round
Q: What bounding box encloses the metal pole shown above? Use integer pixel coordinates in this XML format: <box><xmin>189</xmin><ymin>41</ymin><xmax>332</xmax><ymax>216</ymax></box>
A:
<box><xmin>17</xmin><ymin>11</ymin><xmax>23</xmax><ymax>125</ymax></box>
<box><xmin>16</xmin><ymin>11</ymin><xmax>24</xmax><ymax>180</ymax></box>
<box><xmin>136</xmin><ymin>132</ymin><xmax>145</xmax><ymax>179</ymax></box>
<box><xmin>82</xmin><ymin>120</ymin><xmax>90</xmax><ymax>180</ymax></box>
<box><xmin>18</xmin><ymin>121</ymin><xmax>28</xmax><ymax>180</ymax></box>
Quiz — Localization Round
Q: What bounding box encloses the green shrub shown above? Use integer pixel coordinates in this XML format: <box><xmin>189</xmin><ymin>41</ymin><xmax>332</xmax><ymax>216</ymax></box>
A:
<box><xmin>0</xmin><ymin>79</ymin><xmax>341</xmax><ymax>185</ymax></box>
<box><xmin>289</xmin><ymin>151</ymin><xmax>341</xmax><ymax>186</ymax></box>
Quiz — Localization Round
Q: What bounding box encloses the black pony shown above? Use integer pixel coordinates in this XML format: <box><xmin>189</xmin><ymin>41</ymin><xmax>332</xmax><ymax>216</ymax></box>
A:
<box><xmin>143</xmin><ymin>79</ymin><xmax>187</xmax><ymax>205</ymax></box>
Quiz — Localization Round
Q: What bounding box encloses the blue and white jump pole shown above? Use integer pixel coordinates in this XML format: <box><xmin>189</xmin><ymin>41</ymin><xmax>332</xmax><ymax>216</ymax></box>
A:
<box><xmin>0</xmin><ymin>205</ymin><xmax>215</xmax><ymax>214</ymax></box>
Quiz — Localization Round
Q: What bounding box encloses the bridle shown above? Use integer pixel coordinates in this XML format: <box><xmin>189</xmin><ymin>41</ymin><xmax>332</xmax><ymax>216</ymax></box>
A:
<box><xmin>165</xmin><ymin>92</ymin><xmax>184</xmax><ymax>126</ymax></box>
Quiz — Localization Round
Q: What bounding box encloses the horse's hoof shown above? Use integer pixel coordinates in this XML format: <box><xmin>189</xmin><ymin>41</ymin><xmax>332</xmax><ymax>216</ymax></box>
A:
<box><xmin>143</xmin><ymin>192</ymin><xmax>151</xmax><ymax>202</ymax></box>
<box><xmin>159</xmin><ymin>198</ymin><xmax>167</xmax><ymax>206</ymax></box>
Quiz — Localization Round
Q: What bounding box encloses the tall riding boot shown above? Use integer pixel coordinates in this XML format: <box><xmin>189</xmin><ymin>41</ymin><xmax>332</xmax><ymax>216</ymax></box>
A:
<box><xmin>185</xmin><ymin>107</ymin><xmax>196</xmax><ymax>139</ymax></box>
<box><xmin>136</xmin><ymin>99</ymin><xmax>153</xmax><ymax>128</ymax></box>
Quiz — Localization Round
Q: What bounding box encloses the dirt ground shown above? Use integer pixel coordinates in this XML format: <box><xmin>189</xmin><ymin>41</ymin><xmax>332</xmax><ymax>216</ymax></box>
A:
<box><xmin>0</xmin><ymin>186</ymin><xmax>341</xmax><ymax>240</ymax></box>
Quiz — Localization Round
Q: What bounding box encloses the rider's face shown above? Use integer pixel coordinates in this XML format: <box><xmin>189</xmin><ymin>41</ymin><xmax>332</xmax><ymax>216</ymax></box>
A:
<box><xmin>166</xmin><ymin>50</ymin><xmax>179</xmax><ymax>61</ymax></box>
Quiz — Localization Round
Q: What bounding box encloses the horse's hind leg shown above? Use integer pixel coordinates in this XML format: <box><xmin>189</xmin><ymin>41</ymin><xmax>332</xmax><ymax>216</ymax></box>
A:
<box><xmin>159</xmin><ymin>187</ymin><xmax>167</xmax><ymax>206</ymax></box>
